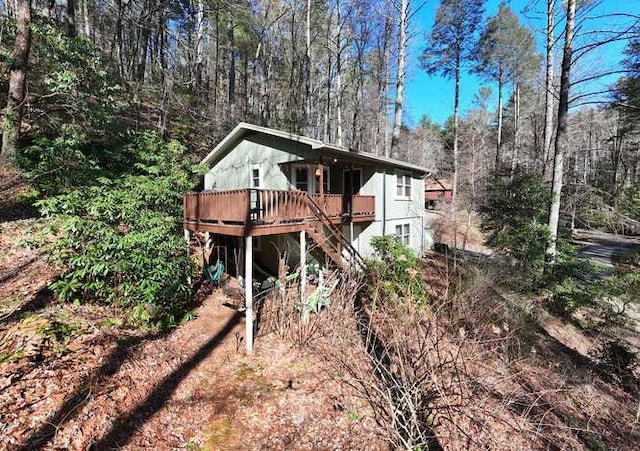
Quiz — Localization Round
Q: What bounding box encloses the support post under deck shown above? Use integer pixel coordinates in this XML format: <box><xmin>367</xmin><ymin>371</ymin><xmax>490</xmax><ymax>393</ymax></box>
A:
<box><xmin>245</xmin><ymin>235</ymin><xmax>253</xmax><ymax>353</ymax></box>
<box><xmin>300</xmin><ymin>229</ymin><xmax>308</xmax><ymax>323</ymax></box>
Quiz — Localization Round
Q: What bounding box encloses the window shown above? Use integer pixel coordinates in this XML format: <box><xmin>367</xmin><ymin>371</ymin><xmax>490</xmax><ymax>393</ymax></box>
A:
<box><xmin>251</xmin><ymin>164</ymin><xmax>262</xmax><ymax>188</ymax></box>
<box><xmin>395</xmin><ymin>223</ymin><xmax>410</xmax><ymax>246</ymax></box>
<box><xmin>293</xmin><ymin>166</ymin><xmax>309</xmax><ymax>191</ymax></box>
<box><xmin>396</xmin><ymin>173</ymin><xmax>412</xmax><ymax>198</ymax></box>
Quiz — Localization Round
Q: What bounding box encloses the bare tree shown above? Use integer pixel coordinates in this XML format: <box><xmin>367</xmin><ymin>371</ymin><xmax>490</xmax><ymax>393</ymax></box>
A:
<box><xmin>546</xmin><ymin>0</ymin><xmax>576</xmax><ymax>261</ymax></box>
<box><xmin>1</xmin><ymin>0</ymin><xmax>31</xmax><ymax>168</ymax></box>
<box><xmin>543</xmin><ymin>0</ymin><xmax>556</xmax><ymax>177</ymax></box>
<box><xmin>390</xmin><ymin>0</ymin><xmax>408</xmax><ymax>159</ymax></box>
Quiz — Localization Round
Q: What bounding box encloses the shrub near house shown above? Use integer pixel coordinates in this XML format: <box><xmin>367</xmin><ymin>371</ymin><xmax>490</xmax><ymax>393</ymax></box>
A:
<box><xmin>35</xmin><ymin>133</ymin><xmax>198</xmax><ymax>328</ymax></box>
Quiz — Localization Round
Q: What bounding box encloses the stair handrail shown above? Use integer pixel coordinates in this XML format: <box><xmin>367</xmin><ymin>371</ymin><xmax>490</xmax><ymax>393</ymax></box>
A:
<box><xmin>303</xmin><ymin>193</ymin><xmax>365</xmax><ymax>270</ymax></box>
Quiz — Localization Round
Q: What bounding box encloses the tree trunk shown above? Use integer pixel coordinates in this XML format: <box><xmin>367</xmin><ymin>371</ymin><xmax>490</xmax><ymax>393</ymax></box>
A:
<box><xmin>546</xmin><ymin>0</ymin><xmax>576</xmax><ymax>261</ymax></box>
<box><xmin>213</xmin><ymin>6</ymin><xmax>220</xmax><ymax>115</ymax></box>
<box><xmin>81</xmin><ymin>0</ymin><xmax>91</xmax><ymax>37</ymax></box>
<box><xmin>452</xmin><ymin>55</ymin><xmax>460</xmax><ymax>201</ymax></box>
<box><xmin>375</xmin><ymin>11</ymin><xmax>391</xmax><ymax>156</ymax></box>
<box><xmin>304</xmin><ymin>0</ymin><xmax>312</xmax><ymax>131</ymax></box>
<box><xmin>511</xmin><ymin>83</ymin><xmax>520</xmax><ymax>178</ymax></box>
<box><xmin>452</xmin><ymin>52</ymin><xmax>461</xmax><ymax>263</ymax></box>
<box><xmin>228</xmin><ymin>15</ymin><xmax>236</xmax><ymax>106</ymax></box>
<box><xmin>495</xmin><ymin>72</ymin><xmax>503</xmax><ymax>171</ymax></box>
<box><xmin>335</xmin><ymin>0</ymin><xmax>343</xmax><ymax>146</ymax></box>
<box><xmin>194</xmin><ymin>0</ymin><xmax>205</xmax><ymax>101</ymax></box>
<box><xmin>60</xmin><ymin>0</ymin><xmax>76</xmax><ymax>37</ymax></box>
<box><xmin>136</xmin><ymin>0</ymin><xmax>151</xmax><ymax>82</ymax></box>
<box><xmin>1</xmin><ymin>0</ymin><xmax>31</xmax><ymax>168</ymax></box>
<box><xmin>323</xmin><ymin>7</ymin><xmax>332</xmax><ymax>142</ymax></box>
<box><xmin>543</xmin><ymin>0</ymin><xmax>555</xmax><ymax>178</ymax></box>
<box><xmin>390</xmin><ymin>0</ymin><xmax>408</xmax><ymax>159</ymax></box>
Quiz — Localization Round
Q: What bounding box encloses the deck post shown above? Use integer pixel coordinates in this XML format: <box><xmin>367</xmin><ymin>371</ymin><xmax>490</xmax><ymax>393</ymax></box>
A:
<box><xmin>300</xmin><ymin>229</ymin><xmax>308</xmax><ymax>323</ymax></box>
<box><xmin>184</xmin><ymin>229</ymin><xmax>192</xmax><ymax>285</ymax></box>
<box><xmin>245</xmin><ymin>235</ymin><xmax>254</xmax><ymax>353</ymax></box>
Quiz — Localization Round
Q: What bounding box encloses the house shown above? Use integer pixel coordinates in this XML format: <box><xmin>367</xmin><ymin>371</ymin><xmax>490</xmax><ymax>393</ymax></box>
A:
<box><xmin>424</xmin><ymin>177</ymin><xmax>453</xmax><ymax>209</ymax></box>
<box><xmin>183</xmin><ymin>122</ymin><xmax>433</xmax><ymax>351</ymax></box>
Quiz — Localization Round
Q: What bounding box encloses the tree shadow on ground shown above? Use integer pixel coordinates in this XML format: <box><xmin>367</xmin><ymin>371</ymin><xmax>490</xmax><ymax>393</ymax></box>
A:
<box><xmin>0</xmin><ymin>203</ymin><xmax>39</xmax><ymax>223</ymax></box>
<box><xmin>490</xmin><ymin>324</ymin><xmax>640</xmax><ymax>449</ymax></box>
<box><xmin>1</xmin><ymin>286</ymin><xmax>52</xmax><ymax>328</ymax></box>
<box><xmin>89</xmin><ymin>311</ymin><xmax>242</xmax><ymax>449</ymax></box>
<box><xmin>16</xmin><ymin>275</ymin><xmax>220</xmax><ymax>449</ymax></box>
<box><xmin>353</xmin><ymin>296</ymin><xmax>444</xmax><ymax>451</ymax></box>
<box><xmin>19</xmin><ymin>332</ymin><xmax>162</xmax><ymax>450</ymax></box>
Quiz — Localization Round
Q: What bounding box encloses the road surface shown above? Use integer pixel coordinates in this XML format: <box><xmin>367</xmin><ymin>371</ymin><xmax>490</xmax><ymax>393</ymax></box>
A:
<box><xmin>572</xmin><ymin>229</ymin><xmax>640</xmax><ymax>267</ymax></box>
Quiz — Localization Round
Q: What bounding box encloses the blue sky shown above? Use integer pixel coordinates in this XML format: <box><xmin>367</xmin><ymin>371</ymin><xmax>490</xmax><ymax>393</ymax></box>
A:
<box><xmin>403</xmin><ymin>0</ymin><xmax>639</xmax><ymax>126</ymax></box>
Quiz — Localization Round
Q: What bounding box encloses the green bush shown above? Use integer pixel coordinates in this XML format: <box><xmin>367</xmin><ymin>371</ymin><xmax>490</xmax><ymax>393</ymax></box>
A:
<box><xmin>481</xmin><ymin>169</ymin><xmax>551</xmax><ymax>284</ymax></box>
<box><xmin>618</xmin><ymin>184</ymin><xmax>640</xmax><ymax>223</ymax></box>
<box><xmin>28</xmin><ymin>20</ymin><xmax>128</xmax><ymax>139</ymax></box>
<box><xmin>366</xmin><ymin>236</ymin><xmax>428</xmax><ymax>306</ymax></box>
<box><xmin>37</xmin><ymin>132</ymin><xmax>197</xmax><ymax>329</ymax></box>
<box><xmin>591</xmin><ymin>339</ymin><xmax>638</xmax><ymax>385</ymax></box>
<box><xmin>541</xmin><ymin>241</ymin><xmax>601</xmax><ymax>314</ymax></box>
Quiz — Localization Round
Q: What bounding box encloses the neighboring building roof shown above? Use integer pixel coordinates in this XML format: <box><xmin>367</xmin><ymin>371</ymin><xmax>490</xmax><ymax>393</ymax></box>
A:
<box><xmin>201</xmin><ymin>122</ymin><xmax>431</xmax><ymax>174</ymax></box>
<box><xmin>424</xmin><ymin>177</ymin><xmax>453</xmax><ymax>191</ymax></box>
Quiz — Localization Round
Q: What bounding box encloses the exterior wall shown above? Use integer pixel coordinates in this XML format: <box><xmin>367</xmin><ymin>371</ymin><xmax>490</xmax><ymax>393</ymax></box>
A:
<box><xmin>355</xmin><ymin>168</ymin><xmax>431</xmax><ymax>258</ymax></box>
<box><xmin>203</xmin><ymin>135</ymin><xmax>433</xmax><ymax>262</ymax></box>
<box><xmin>204</xmin><ymin>135</ymin><xmax>314</xmax><ymax>190</ymax></box>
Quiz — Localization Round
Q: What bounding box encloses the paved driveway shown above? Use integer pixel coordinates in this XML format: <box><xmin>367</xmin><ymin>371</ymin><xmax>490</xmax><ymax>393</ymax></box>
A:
<box><xmin>573</xmin><ymin>229</ymin><xmax>640</xmax><ymax>266</ymax></box>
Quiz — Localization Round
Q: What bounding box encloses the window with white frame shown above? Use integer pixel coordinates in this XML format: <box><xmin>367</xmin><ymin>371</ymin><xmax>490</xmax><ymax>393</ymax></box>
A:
<box><xmin>251</xmin><ymin>164</ymin><xmax>262</xmax><ymax>188</ymax></box>
<box><xmin>396</xmin><ymin>172</ymin><xmax>412</xmax><ymax>198</ymax></box>
<box><xmin>395</xmin><ymin>223</ymin><xmax>410</xmax><ymax>246</ymax></box>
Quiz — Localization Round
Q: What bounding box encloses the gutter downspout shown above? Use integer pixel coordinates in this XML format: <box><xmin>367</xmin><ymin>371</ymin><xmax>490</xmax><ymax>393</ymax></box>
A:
<box><xmin>382</xmin><ymin>167</ymin><xmax>386</xmax><ymax>235</ymax></box>
<box><xmin>422</xmin><ymin>171</ymin><xmax>431</xmax><ymax>253</ymax></box>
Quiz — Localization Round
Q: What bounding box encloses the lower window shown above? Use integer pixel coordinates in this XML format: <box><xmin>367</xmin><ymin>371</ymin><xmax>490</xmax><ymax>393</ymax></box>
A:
<box><xmin>395</xmin><ymin>223</ymin><xmax>410</xmax><ymax>246</ymax></box>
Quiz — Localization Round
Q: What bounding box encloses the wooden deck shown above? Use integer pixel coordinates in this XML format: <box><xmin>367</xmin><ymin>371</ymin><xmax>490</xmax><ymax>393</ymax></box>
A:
<box><xmin>183</xmin><ymin>189</ymin><xmax>375</xmax><ymax>237</ymax></box>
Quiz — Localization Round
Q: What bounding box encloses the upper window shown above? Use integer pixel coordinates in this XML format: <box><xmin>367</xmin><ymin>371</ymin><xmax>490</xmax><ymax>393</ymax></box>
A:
<box><xmin>251</xmin><ymin>164</ymin><xmax>262</xmax><ymax>188</ymax></box>
<box><xmin>396</xmin><ymin>173</ymin><xmax>412</xmax><ymax>198</ymax></box>
<box><xmin>395</xmin><ymin>223</ymin><xmax>410</xmax><ymax>246</ymax></box>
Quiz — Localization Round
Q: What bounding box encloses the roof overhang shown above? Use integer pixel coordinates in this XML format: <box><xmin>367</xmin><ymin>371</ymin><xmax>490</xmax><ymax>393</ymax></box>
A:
<box><xmin>201</xmin><ymin>122</ymin><xmax>432</xmax><ymax>175</ymax></box>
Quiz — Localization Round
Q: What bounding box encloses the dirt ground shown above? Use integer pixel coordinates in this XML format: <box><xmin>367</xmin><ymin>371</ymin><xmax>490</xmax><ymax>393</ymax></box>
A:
<box><xmin>2</xmin><ymin>202</ymin><xmax>640</xmax><ymax>449</ymax></box>
<box><xmin>1</xmin><ymin>259</ymin><xmax>383</xmax><ymax>449</ymax></box>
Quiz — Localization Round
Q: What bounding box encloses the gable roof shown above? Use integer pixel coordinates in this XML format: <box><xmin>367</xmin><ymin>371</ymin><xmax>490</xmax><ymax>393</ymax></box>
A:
<box><xmin>201</xmin><ymin>122</ymin><xmax>431</xmax><ymax>174</ymax></box>
<box><xmin>425</xmin><ymin>177</ymin><xmax>453</xmax><ymax>191</ymax></box>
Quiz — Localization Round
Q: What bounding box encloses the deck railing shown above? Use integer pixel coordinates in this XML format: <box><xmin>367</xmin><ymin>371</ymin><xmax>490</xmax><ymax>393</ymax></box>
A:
<box><xmin>184</xmin><ymin>189</ymin><xmax>374</xmax><ymax>226</ymax></box>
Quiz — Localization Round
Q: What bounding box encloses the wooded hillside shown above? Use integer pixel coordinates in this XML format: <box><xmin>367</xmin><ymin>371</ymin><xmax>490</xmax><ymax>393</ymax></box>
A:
<box><xmin>1</xmin><ymin>1</ymin><xmax>640</xmax><ymax>449</ymax></box>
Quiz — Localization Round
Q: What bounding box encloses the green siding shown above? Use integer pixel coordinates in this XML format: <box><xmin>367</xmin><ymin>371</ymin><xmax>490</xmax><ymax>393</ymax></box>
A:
<box><xmin>204</xmin><ymin>136</ymin><xmax>314</xmax><ymax>190</ymax></box>
<box><xmin>204</xmin><ymin>137</ymin><xmax>432</xmax><ymax>257</ymax></box>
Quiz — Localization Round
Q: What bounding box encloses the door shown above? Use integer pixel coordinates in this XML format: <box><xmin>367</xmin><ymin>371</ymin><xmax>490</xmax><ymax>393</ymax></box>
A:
<box><xmin>343</xmin><ymin>168</ymin><xmax>362</xmax><ymax>214</ymax></box>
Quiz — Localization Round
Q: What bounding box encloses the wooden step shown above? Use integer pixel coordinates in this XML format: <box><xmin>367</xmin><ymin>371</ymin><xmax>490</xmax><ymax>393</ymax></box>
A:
<box><xmin>304</xmin><ymin>224</ymin><xmax>345</xmax><ymax>268</ymax></box>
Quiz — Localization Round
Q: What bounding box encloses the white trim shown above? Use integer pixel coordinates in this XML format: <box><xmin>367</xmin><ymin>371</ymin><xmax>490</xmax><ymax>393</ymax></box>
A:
<box><xmin>291</xmin><ymin>164</ymin><xmax>330</xmax><ymax>193</ymax></box>
<box><xmin>395</xmin><ymin>172</ymin><xmax>412</xmax><ymax>200</ymax></box>
<box><xmin>250</xmin><ymin>163</ymin><xmax>263</xmax><ymax>188</ymax></box>
<box><xmin>394</xmin><ymin>222</ymin><xmax>411</xmax><ymax>246</ymax></box>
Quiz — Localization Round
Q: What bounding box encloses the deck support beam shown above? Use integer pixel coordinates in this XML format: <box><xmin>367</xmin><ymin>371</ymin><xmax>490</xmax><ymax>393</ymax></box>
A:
<box><xmin>245</xmin><ymin>235</ymin><xmax>253</xmax><ymax>353</ymax></box>
<box><xmin>300</xmin><ymin>229</ymin><xmax>308</xmax><ymax>323</ymax></box>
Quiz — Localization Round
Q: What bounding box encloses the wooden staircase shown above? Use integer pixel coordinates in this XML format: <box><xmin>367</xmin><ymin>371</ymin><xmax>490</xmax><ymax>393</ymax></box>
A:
<box><xmin>303</xmin><ymin>194</ymin><xmax>365</xmax><ymax>271</ymax></box>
